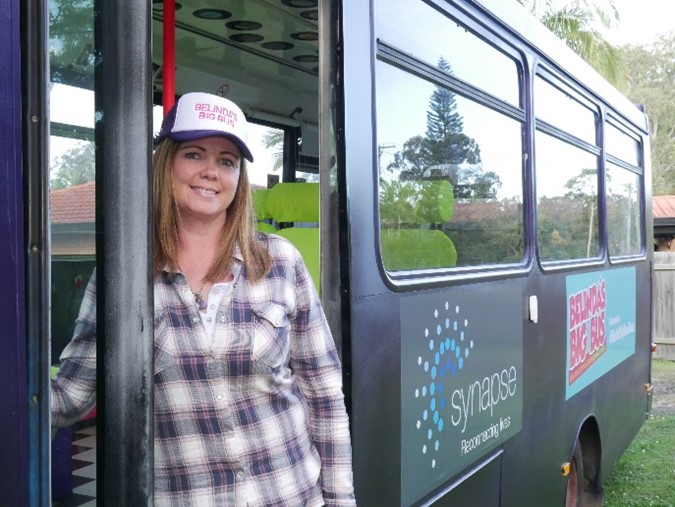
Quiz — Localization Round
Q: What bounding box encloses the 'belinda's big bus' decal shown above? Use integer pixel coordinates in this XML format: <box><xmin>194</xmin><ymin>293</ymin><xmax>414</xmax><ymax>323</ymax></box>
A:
<box><xmin>400</xmin><ymin>284</ymin><xmax>523</xmax><ymax>505</ymax></box>
<box><xmin>568</xmin><ymin>278</ymin><xmax>607</xmax><ymax>384</ymax></box>
<box><xmin>565</xmin><ymin>267</ymin><xmax>636</xmax><ymax>400</ymax></box>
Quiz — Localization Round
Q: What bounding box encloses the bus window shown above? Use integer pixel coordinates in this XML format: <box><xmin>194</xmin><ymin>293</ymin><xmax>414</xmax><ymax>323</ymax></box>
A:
<box><xmin>606</xmin><ymin>163</ymin><xmax>642</xmax><ymax>257</ymax></box>
<box><xmin>535</xmin><ymin>131</ymin><xmax>600</xmax><ymax>261</ymax></box>
<box><xmin>605</xmin><ymin>122</ymin><xmax>643</xmax><ymax>258</ymax></box>
<box><xmin>374</xmin><ymin>0</ymin><xmax>520</xmax><ymax>106</ymax></box>
<box><xmin>247</xmin><ymin>123</ymin><xmax>285</xmax><ymax>188</ymax></box>
<box><xmin>375</xmin><ymin>59</ymin><xmax>524</xmax><ymax>271</ymax></box>
<box><xmin>49</xmin><ymin>1</ymin><xmax>98</xmax><ymax>503</ymax></box>
<box><xmin>534</xmin><ymin>73</ymin><xmax>600</xmax><ymax>263</ymax></box>
<box><xmin>535</xmin><ymin>76</ymin><xmax>597</xmax><ymax>145</ymax></box>
<box><xmin>606</xmin><ymin>122</ymin><xmax>640</xmax><ymax>167</ymax></box>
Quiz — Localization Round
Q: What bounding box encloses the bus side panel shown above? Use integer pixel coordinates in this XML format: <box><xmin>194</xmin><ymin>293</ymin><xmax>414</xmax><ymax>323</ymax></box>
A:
<box><xmin>596</xmin><ymin>260</ymin><xmax>652</xmax><ymax>481</ymax></box>
<box><xmin>501</xmin><ymin>263</ymin><xmax>651</xmax><ymax>505</ymax></box>
<box><xmin>427</xmin><ymin>453</ymin><xmax>501</xmax><ymax>507</ymax></box>
<box><xmin>0</xmin><ymin>0</ymin><xmax>28</xmax><ymax>504</ymax></box>
<box><xmin>350</xmin><ymin>280</ymin><xmax>525</xmax><ymax>506</ymax></box>
<box><xmin>350</xmin><ymin>294</ymin><xmax>403</xmax><ymax>506</ymax></box>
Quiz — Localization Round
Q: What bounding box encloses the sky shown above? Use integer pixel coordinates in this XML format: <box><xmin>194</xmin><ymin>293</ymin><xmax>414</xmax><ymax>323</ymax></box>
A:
<box><xmin>597</xmin><ymin>0</ymin><xmax>675</xmax><ymax>46</ymax></box>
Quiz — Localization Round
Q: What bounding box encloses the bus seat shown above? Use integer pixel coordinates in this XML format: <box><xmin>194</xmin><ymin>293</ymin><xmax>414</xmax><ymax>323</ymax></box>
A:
<box><xmin>380</xmin><ymin>229</ymin><xmax>457</xmax><ymax>270</ymax></box>
<box><xmin>252</xmin><ymin>188</ymin><xmax>277</xmax><ymax>233</ymax></box>
<box><xmin>266</xmin><ymin>183</ymin><xmax>320</xmax><ymax>289</ymax></box>
<box><xmin>265</xmin><ymin>182</ymin><xmax>320</xmax><ymax>223</ymax></box>
<box><xmin>379</xmin><ymin>180</ymin><xmax>457</xmax><ymax>270</ymax></box>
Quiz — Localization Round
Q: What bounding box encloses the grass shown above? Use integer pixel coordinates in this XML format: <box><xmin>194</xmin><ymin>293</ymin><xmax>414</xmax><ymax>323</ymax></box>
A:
<box><xmin>603</xmin><ymin>360</ymin><xmax>675</xmax><ymax>507</ymax></box>
<box><xmin>603</xmin><ymin>415</ymin><xmax>675</xmax><ymax>506</ymax></box>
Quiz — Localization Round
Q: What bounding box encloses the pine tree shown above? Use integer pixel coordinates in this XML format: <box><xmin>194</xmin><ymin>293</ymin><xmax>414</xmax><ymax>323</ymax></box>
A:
<box><xmin>425</xmin><ymin>57</ymin><xmax>464</xmax><ymax>140</ymax></box>
<box><xmin>384</xmin><ymin>57</ymin><xmax>507</xmax><ymax>200</ymax></box>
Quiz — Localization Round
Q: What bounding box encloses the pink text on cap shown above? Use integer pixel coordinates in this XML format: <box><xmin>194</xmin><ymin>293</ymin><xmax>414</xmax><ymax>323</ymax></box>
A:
<box><xmin>193</xmin><ymin>102</ymin><xmax>238</xmax><ymax>128</ymax></box>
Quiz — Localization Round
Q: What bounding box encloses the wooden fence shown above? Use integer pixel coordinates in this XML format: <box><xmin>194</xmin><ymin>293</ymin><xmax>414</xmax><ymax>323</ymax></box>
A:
<box><xmin>653</xmin><ymin>252</ymin><xmax>675</xmax><ymax>359</ymax></box>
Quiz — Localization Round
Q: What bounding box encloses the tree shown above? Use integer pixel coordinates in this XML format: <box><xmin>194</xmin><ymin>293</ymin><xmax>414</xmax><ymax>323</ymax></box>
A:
<box><xmin>387</xmin><ymin>134</ymin><xmax>481</xmax><ymax>183</ymax></box>
<box><xmin>426</xmin><ymin>57</ymin><xmax>464</xmax><ymax>139</ymax></box>
<box><xmin>49</xmin><ymin>0</ymin><xmax>95</xmax><ymax>88</ymax></box>
<box><xmin>50</xmin><ymin>142</ymin><xmax>95</xmax><ymax>189</ymax></box>
<box><xmin>619</xmin><ymin>34</ymin><xmax>675</xmax><ymax>195</ymax></box>
<box><xmin>564</xmin><ymin>168</ymin><xmax>598</xmax><ymax>257</ymax></box>
<box><xmin>262</xmin><ymin>129</ymin><xmax>284</xmax><ymax>172</ymax></box>
<box><xmin>448</xmin><ymin>198</ymin><xmax>524</xmax><ymax>265</ymax></box>
<box><xmin>386</xmin><ymin>57</ymin><xmax>499</xmax><ymax>199</ymax></box>
<box><xmin>517</xmin><ymin>0</ymin><xmax>624</xmax><ymax>86</ymax></box>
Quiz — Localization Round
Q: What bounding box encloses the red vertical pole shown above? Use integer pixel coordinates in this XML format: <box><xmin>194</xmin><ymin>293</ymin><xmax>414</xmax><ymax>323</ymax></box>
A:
<box><xmin>163</xmin><ymin>0</ymin><xmax>176</xmax><ymax>114</ymax></box>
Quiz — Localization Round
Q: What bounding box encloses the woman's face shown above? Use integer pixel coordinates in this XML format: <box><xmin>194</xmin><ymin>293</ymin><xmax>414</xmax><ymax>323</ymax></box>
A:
<box><xmin>171</xmin><ymin>136</ymin><xmax>241</xmax><ymax>224</ymax></box>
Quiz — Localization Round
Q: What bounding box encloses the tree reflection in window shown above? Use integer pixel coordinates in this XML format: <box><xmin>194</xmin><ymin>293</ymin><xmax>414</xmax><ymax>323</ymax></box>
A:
<box><xmin>377</xmin><ymin>57</ymin><xmax>523</xmax><ymax>271</ymax></box>
<box><xmin>385</xmin><ymin>57</ymin><xmax>501</xmax><ymax>201</ymax></box>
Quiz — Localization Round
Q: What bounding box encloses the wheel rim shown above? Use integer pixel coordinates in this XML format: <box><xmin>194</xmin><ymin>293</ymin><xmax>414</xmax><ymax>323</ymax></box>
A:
<box><xmin>565</xmin><ymin>458</ymin><xmax>581</xmax><ymax>507</ymax></box>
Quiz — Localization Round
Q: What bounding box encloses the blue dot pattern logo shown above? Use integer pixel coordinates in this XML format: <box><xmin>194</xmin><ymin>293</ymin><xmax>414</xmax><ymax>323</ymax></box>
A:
<box><xmin>414</xmin><ymin>302</ymin><xmax>473</xmax><ymax>469</ymax></box>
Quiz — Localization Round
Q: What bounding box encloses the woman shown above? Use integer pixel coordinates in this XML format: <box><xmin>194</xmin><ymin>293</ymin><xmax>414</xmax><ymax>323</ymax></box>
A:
<box><xmin>51</xmin><ymin>92</ymin><xmax>356</xmax><ymax>506</ymax></box>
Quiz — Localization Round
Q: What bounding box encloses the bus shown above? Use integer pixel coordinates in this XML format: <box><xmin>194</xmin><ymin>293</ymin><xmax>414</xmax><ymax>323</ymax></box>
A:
<box><xmin>1</xmin><ymin>0</ymin><xmax>653</xmax><ymax>505</ymax></box>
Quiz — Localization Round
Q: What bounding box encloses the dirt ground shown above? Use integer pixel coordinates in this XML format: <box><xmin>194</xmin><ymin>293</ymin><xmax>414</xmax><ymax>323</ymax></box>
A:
<box><xmin>650</xmin><ymin>359</ymin><xmax>675</xmax><ymax>416</ymax></box>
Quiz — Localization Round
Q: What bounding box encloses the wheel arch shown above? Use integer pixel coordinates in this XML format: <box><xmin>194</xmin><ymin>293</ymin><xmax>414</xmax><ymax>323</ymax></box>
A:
<box><xmin>572</xmin><ymin>415</ymin><xmax>604</xmax><ymax>498</ymax></box>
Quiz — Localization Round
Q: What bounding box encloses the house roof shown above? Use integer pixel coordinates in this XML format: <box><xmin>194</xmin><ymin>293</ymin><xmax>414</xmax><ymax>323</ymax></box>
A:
<box><xmin>654</xmin><ymin>195</ymin><xmax>675</xmax><ymax>237</ymax></box>
<box><xmin>653</xmin><ymin>195</ymin><xmax>675</xmax><ymax>219</ymax></box>
<box><xmin>50</xmin><ymin>181</ymin><xmax>95</xmax><ymax>223</ymax></box>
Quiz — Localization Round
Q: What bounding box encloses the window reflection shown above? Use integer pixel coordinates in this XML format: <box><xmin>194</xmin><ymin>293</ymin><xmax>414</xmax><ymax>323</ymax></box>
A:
<box><xmin>606</xmin><ymin>164</ymin><xmax>642</xmax><ymax>257</ymax></box>
<box><xmin>535</xmin><ymin>132</ymin><xmax>599</xmax><ymax>261</ymax></box>
<box><xmin>374</xmin><ymin>0</ymin><xmax>519</xmax><ymax>105</ymax></box>
<box><xmin>49</xmin><ymin>0</ymin><xmax>98</xmax><ymax>504</ymax></box>
<box><xmin>376</xmin><ymin>61</ymin><xmax>524</xmax><ymax>270</ymax></box>
<box><xmin>49</xmin><ymin>0</ymin><xmax>95</xmax><ymax>89</ymax></box>
<box><xmin>606</xmin><ymin>123</ymin><xmax>640</xmax><ymax>167</ymax></box>
<box><xmin>535</xmin><ymin>76</ymin><xmax>597</xmax><ymax>145</ymax></box>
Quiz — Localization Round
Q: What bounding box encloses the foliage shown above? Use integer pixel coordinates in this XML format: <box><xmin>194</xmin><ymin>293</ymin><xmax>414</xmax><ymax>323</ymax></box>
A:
<box><xmin>49</xmin><ymin>0</ymin><xmax>95</xmax><ymax>88</ymax></box>
<box><xmin>537</xmin><ymin>196</ymin><xmax>598</xmax><ymax>259</ymax></box>
<box><xmin>262</xmin><ymin>129</ymin><xmax>284</xmax><ymax>172</ymax></box>
<box><xmin>564</xmin><ymin>168</ymin><xmax>598</xmax><ymax>257</ymax></box>
<box><xmin>50</xmin><ymin>142</ymin><xmax>95</xmax><ymax>190</ymax></box>
<box><xmin>385</xmin><ymin>57</ymin><xmax>502</xmax><ymax>200</ymax></box>
<box><xmin>534</xmin><ymin>168</ymin><xmax>599</xmax><ymax>260</ymax></box>
<box><xmin>379</xmin><ymin>180</ymin><xmax>454</xmax><ymax>227</ymax></box>
<box><xmin>619</xmin><ymin>34</ymin><xmax>675</xmax><ymax>195</ymax></box>
<box><xmin>425</xmin><ymin>58</ymin><xmax>464</xmax><ymax>139</ymax></box>
<box><xmin>387</xmin><ymin>135</ymin><xmax>482</xmax><ymax>183</ymax></box>
<box><xmin>605</xmin><ymin>167</ymin><xmax>640</xmax><ymax>255</ymax></box>
<box><xmin>447</xmin><ymin>198</ymin><xmax>524</xmax><ymax>265</ymax></box>
<box><xmin>517</xmin><ymin>0</ymin><xmax>624</xmax><ymax>86</ymax></box>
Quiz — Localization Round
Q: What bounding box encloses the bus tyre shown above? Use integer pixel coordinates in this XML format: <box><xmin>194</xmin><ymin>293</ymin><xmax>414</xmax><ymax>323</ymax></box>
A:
<box><xmin>565</xmin><ymin>443</ymin><xmax>584</xmax><ymax>507</ymax></box>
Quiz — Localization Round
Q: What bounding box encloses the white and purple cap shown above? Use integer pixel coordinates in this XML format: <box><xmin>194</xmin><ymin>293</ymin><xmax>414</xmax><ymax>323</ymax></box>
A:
<box><xmin>156</xmin><ymin>92</ymin><xmax>254</xmax><ymax>162</ymax></box>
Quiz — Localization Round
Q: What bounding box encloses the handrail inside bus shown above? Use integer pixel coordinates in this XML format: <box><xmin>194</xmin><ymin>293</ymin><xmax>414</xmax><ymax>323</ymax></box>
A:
<box><xmin>162</xmin><ymin>0</ymin><xmax>175</xmax><ymax>113</ymax></box>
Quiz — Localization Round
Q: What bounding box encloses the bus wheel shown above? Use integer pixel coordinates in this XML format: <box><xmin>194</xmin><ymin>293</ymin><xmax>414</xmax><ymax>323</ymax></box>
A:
<box><xmin>565</xmin><ymin>443</ymin><xmax>584</xmax><ymax>507</ymax></box>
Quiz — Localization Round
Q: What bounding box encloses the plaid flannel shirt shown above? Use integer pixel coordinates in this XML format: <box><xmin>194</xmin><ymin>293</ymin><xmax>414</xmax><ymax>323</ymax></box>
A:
<box><xmin>51</xmin><ymin>235</ymin><xmax>356</xmax><ymax>506</ymax></box>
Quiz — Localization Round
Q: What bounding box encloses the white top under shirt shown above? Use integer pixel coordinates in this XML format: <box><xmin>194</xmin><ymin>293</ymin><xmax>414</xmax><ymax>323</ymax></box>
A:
<box><xmin>198</xmin><ymin>281</ymin><xmax>232</xmax><ymax>341</ymax></box>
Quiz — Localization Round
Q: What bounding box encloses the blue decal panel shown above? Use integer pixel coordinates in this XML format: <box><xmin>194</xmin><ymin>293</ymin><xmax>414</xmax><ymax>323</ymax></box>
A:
<box><xmin>565</xmin><ymin>267</ymin><xmax>636</xmax><ymax>400</ymax></box>
<box><xmin>401</xmin><ymin>284</ymin><xmax>523</xmax><ymax>505</ymax></box>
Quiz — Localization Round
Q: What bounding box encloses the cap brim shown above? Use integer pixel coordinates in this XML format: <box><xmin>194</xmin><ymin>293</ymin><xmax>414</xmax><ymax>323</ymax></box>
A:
<box><xmin>167</xmin><ymin>130</ymin><xmax>254</xmax><ymax>162</ymax></box>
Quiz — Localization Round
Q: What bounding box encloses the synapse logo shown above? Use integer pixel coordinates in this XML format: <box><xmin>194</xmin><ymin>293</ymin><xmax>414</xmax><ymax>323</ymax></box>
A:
<box><xmin>413</xmin><ymin>301</ymin><xmax>473</xmax><ymax>469</ymax></box>
<box><xmin>401</xmin><ymin>286</ymin><xmax>523</xmax><ymax>505</ymax></box>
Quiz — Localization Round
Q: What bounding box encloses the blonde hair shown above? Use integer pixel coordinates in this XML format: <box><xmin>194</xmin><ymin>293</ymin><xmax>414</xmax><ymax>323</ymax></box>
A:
<box><xmin>153</xmin><ymin>138</ymin><xmax>270</xmax><ymax>282</ymax></box>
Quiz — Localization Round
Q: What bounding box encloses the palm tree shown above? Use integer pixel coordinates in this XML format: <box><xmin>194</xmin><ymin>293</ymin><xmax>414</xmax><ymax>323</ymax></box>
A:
<box><xmin>518</xmin><ymin>0</ymin><xmax>624</xmax><ymax>86</ymax></box>
<box><xmin>262</xmin><ymin>129</ymin><xmax>284</xmax><ymax>172</ymax></box>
